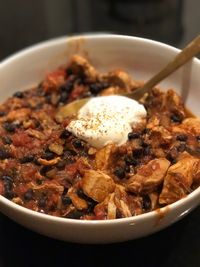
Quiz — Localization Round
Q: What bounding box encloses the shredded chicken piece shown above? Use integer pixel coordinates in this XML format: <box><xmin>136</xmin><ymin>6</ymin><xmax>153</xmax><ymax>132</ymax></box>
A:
<box><xmin>70</xmin><ymin>55</ymin><xmax>98</xmax><ymax>82</ymax></box>
<box><xmin>26</xmin><ymin>129</ymin><xmax>46</xmax><ymax>140</ymax></box>
<box><xmin>159</xmin><ymin>152</ymin><xmax>200</xmax><ymax>204</ymax></box>
<box><xmin>82</xmin><ymin>170</ymin><xmax>115</xmax><ymax>202</ymax></box>
<box><xmin>6</xmin><ymin>108</ymin><xmax>31</xmax><ymax>122</ymax></box>
<box><xmin>37</xmin><ymin>157</ymin><xmax>60</xmax><ymax>166</ymax></box>
<box><xmin>126</xmin><ymin>158</ymin><xmax>170</xmax><ymax>194</ymax></box>
<box><xmin>103</xmin><ymin>70</ymin><xmax>138</xmax><ymax>91</ymax></box>
<box><xmin>95</xmin><ymin>144</ymin><xmax>115</xmax><ymax>170</ymax></box>
<box><xmin>67</xmin><ymin>188</ymin><xmax>88</xmax><ymax>210</ymax></box>
<box><xmin>49</xmin><ymin>143</ymin><xmax>63</xmax><ymax>155</ymax></box>
<box><xmin>31</xmin><ymin>181</ymin><xmax>64</xmax><ymax>194</ymax></box>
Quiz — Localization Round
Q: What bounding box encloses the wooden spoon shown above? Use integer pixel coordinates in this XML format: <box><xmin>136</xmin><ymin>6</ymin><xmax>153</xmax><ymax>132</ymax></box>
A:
<box><xmin>56</xmin><ymin>35</ymin><xmax>200</xmax><ymax>122</ymax></box>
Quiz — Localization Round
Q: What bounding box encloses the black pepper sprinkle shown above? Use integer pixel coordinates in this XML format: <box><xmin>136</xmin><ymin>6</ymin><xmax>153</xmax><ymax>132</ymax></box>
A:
<box><xmin>24</xmin><ymin>189</ymin><xmax>34</xmax><ymax>201</ymax></box>
<box><xmin>62</xmin><ymin>196</ymin><xmax>72</xmax><ymax>205</ymax></box>
<box><xmin>114</xmin><ymin>167</ymin><xmax>125</xmax><ymax>179</ymax></box>
<box><xmin>13</xmin><ymin>91</ymin><xmax>24</xmax><ymax>98</ymax></box>
<box><xmin>176</xmin><ymin>134</ymin><xmax>188</xmax><ymax>142</ymax></box>
<box><xmin>20</xmin><ymin>155</ymin><xmax>35</xmax><ymax>163</ymax></box>
<box><xmin>128</xmin><ymin>132</ymin><xmax>140</xmax><ymax>140</ymax></box>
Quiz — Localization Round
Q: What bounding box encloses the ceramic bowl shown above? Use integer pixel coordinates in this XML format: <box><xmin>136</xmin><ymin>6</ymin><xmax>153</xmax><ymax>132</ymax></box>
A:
<box><xmin>0</xmin><ymin>34</ymin><xmax>200</xmax><ymax>244</ymax></box>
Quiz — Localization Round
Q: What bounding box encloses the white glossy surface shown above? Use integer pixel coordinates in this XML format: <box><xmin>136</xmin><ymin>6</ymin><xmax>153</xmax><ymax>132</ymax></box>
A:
<box><xmin>0</xmin><ymin>34</ymin><xmax>200</xmax><ymax>244</ymax></box>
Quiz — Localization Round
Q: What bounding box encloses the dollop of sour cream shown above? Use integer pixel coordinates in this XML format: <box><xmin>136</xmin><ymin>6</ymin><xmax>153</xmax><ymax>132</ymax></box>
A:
<box><xmin>67</xmin><ymin>95</ymin><xmax>147</xmax><ymax>148</ymax></box>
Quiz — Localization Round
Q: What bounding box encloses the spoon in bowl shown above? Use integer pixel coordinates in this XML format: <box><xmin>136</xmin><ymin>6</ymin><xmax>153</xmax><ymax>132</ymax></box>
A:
<box><xmin>56</xmin><ymin>35</ymin><xmax>200</xmax><ymax>121</ymax></box>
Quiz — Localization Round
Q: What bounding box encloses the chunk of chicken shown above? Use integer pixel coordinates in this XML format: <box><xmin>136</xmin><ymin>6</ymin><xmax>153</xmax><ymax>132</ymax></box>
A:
<box><xmin>82</xmin><ymin>170</ymin><xmax>115</xmax><ymax>202</ymax></box>
<box><xmin>70</xmin><ymin>55</ymin><xmax>98</xmax><ymax>82</ymax></box>
<box><xmin>95</xmin><ymin>144</ymin><xmax>115</xmax><ymax>170</ymax></box>
<box><xmin>94</xmin><ymin>184</ymin><xmax>142</xmax><ymax>219</ymax></box>
<box><xmin>159</xmin><ymin>152</ymin><xmax>200</xmax><ymax>205</ymax></box>
<box><xmin>67</xmin><ymin>187</ymin><xmax>88</xmax><ymax>210</ymax></box>
<box><xmin>126</xmin><ymin>158</ymin><xmax>170</xmax><ymax>194</ymax></box>
<box><xmin>103</xmin><ymin>70</ymin><xmax>138</xmax><ymax>91</ymax></box>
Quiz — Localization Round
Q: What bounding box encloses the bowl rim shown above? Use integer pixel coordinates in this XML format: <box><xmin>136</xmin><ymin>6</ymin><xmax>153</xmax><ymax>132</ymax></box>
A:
<box><xmin>0</xmin><ymin>33</ymin><xmax>200</xmax><ymax>226</ymax></box>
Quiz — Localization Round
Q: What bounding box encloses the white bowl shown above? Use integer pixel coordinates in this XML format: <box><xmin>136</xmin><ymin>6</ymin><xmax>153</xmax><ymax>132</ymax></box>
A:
<box><xmin>0</xmin><ymin>34</ymin><xmax>200</xmax><ymax>244</ymax></box>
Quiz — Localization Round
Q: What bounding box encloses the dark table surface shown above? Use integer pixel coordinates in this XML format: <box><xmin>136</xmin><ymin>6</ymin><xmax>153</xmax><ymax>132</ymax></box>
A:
<box><xmin>0</xmin><ymin>1</ymin><xmax>200</xmax><ymax>266</ymax></box>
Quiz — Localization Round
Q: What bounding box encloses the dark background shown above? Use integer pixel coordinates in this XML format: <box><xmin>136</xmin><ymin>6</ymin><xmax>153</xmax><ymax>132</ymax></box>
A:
<box><xmin>0</xmin><ymin>1</ymin><xmax>200</xmax><ymax>266</ymax></box>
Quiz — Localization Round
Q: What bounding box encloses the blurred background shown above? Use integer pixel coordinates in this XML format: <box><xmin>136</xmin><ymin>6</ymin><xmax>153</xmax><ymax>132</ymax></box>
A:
<box><xmin>0</xmin><ymin>0</ymin><xmax>199</xmax><ymax>61</ymax></box>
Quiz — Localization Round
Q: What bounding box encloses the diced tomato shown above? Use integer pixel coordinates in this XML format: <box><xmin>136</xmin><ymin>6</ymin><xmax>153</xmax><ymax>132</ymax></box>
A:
<box><xmin>94</xmin><ymin>206</ymin><xmax>106</xmax><ymax>220</ymax></box>
<box><xmin>68</xmin><ymin>85</ymin><xmax>85</xmax><ymax>101</ymax></box>
<box><xmin>12</xmin><ymin>131</ymin><xmax>32</xmax><ymax>147</ymax></box>
<box><xmin>43</xmin><ymin>69</ymin><xmax>66</xmax><ymax>92</ymax></box>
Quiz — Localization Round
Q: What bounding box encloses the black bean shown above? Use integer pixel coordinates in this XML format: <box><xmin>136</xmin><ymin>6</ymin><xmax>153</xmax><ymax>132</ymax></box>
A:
<box><xmin>62</xmin><ymin>196</ymin><xmax>72</xmax><ymax>206</ymax></box>
<box><xmin>60</xmin><ymin>129</ymin><xmax>71</xmax><ymax>139</ymax></box>
<box><xmin>40</xmin><ymin>166</ymin><xmax>52</xmax><ymax>176</ymax></box>
<box><xmin>166</xmin><ymin>154</ymin><xmax>177</xmax><ymax>164</ymax></box>
<box><xmin>45</xmin><ymin>94</ymin><xmax>52</xmax><ymax>104</ymax></box>
<box><xmin>89</xmin><ymin>82</ymin><xmax>109</xmax><ymax>95</ymax></box>
<box><xmin>3</xmin><ymin>122</ymin><xmax>17</xmax><ymax>132</ymax></box>
<box><xmin>13</xmin><ymin>91</ymin><xmax>24</xmax><ymax>98</ymax></box>
<box><xmin>177</xmin><ymin>143</ymin><xmax>186</xmax><ymax>152</ymax></box>
<box><xmin>141</xmin><ymin>141</ymin><xmax>149</xmax><ymax>148</ymax></box>
<box><xmin>125</xmin><ymin>165</ymin><xmax>130</xmax><ymax>173</ymax></box>
<box><xmin>64</xmin><ymin>150</ymin><xmax>77</xmax><ymax>157</ymax></box>
<box><xmin>2</xmin><ymin>175</ymin><xmax>13</xmax><ymax>183</ymax></box>
<box><xmin>59</xmin><ymin>91</ymin><xmax>69</xmax><ymax>103</ymax></box>
<box><xmin>132</xmin><ymin>148</ymin><xmax>143</xmax><ymax>158</ymax></box>
<box><xmin>176</xmin><ymin>134</ymin><xmax>188</xmax><ymax>142</ymax></box>
<box><xmin>24</xmin><ymin>189</ymin><xmax>34</xmax><ymax>201</ymax></box>
<box><xmin>38</xmin><ymin>195</ymin><xmax>47</xmax><ymax>207</ymax></box>
<box><xmin>0</xmin><ymin>111</ymin><xmax>7</xmax><ymax>117</ymax></box>
<box><xmin>170</xmin><ymin>114</ymin><xmax>182</xmax><ymax>123</ymax></box>
<box><xmin>66</xmin><ymin>68</ymin><xmax>73</xmax><ymax>75</ymax></box>
<box><xmin>59</xmin><ymin>80</ymin><xmax>74</xmax><ymax>93</ymax></box>
<box><xmin>66</xmin><ymin>210</ymin><xmax>84</xmax><ymax>219</ymax></box>
<box><xmin>20</xmin><ymin>155</ymin><xmax>35</xmax><ymax>163</ymax></box>
<box><xmin>4</xmin><ymin>190</ymin><xmax>14</xmax><ymax>199</ymax></box>
<box><xmin>72</xmin><ymin>139</ymin><xmax>83</xmax><ymax>149</ymax></box>
<box><xmin>0</xmin><ymin>148</ymin><xmax>10</xmax><ymax>159</ymax></box>
<box><xmin>42</xmin><ymin>151</ymin><xmax>55</xmax><ymax>160</ymax></box>
<box><xmin>77</xmin><ymin>189</ymin><xmax>91</xmax><ymax>201</ymax></box>
<box><xmin>56</xmin><ymin>160</ymin><xmax>66</xmax><ymax>169</ymax></box>
<box><xmin>114</xmin><ymin>167</ymin><xmax>125</xmax><ymax>179</ymax></box>
<box><xmin>142</xmin><ymin>195</ymin><xmax>151</xmax><ymax>211</ymax></box>
<box><xmin>143</xmin><ymin>145</ymin><xmax>151</xmax><ymax>156</ymax></box>
<box><xmin>2</xmin><ymin>136</ymin><xmax>12</xmax><ymax>145</ymax></box>
<box><xmin>125</xmin><ymin>156</ymin><xmax>138</xmax><ymax>166</ymax></box>
<box><xmin>36</xmin><ymin>179</ymin><xmax>43</xmax><ymax>185</ymax></box>
<box><xmin>128</xmin><ymin>132</ymin><xmax>140</xmax><ymax>140</ymax></box>
<box><xmin>87</xmin><ymin>200</ymin><xmax>97</xmax><ymax>213</ymax></box>
<box><xmin>77</xmin><ymin>189</ymin><xmax>86</xmax><ymax>199</ymax></box>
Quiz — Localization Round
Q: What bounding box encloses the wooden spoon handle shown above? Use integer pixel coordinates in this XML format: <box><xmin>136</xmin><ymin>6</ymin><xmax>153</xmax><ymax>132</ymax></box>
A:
<box><xmin>137</xmin><ymin>35</ymin><xmax>200</xmax><ymax>96</ymax></box>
